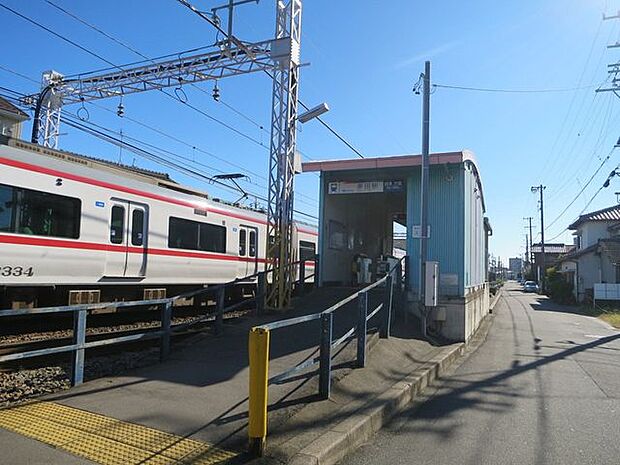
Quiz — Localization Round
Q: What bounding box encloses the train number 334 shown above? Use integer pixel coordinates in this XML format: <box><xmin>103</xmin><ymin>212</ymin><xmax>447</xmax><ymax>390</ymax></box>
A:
<box><xmin>1</xmin><ymin>266</ymin><xmax>34</xmax><ymax>277</ymax></box>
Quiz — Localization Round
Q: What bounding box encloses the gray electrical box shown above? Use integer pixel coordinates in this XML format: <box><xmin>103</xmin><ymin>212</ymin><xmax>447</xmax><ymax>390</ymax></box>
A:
<box><xmin>424</xmin><ymin>261</ymin><xmax>439</xmax><ymax>307</ymax></box>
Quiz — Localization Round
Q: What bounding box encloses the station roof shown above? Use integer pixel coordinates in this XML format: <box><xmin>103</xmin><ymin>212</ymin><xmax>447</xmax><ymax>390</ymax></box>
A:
<box><xmin>301</xmin><ymin>150</ymin><xmax>479</xmax><ymax>172</ymax></box>
<box><xmin>302</xmin><ymin>150</ymin><xmax>486</xmax><ymax>210</ymax></box>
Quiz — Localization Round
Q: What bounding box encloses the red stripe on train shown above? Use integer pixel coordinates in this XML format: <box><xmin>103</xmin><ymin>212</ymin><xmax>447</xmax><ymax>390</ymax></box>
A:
<box><xmin>0</xmin><ymin>234</ymin><xmax>315</xmax><ymax>266</ymax></box>
<box><xmin>0</xmin><ymin>156</ymin><xmax>318</xmax><ymax>236</ymax></box>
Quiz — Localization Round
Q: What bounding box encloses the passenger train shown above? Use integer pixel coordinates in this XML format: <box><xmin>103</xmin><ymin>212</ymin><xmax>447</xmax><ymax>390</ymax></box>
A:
<box><xmin>0</xmin><ymin>136</ymin><xmax>317</xmax><ymax>309</ymax></box>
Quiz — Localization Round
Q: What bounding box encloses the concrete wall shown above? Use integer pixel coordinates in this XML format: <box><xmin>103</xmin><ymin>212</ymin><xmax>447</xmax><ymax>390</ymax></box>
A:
<box><xmin>0</xmin><ymin>116</ymin><xmax>22</xmax><ymax>139</ymax></box>
<box><xmin>579</xmin><ymin>222</ymin><xmax>612</xmax><ymax>249</ymax></box>
<box><xmin>427</xmin><ymin>283</ymin><xmax>489</xmax><ymax>342</ymax></box>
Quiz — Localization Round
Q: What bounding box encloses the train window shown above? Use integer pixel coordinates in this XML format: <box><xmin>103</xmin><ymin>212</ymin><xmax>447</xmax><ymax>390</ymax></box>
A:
<box><xmin>0</xmin><ymin>185</ymin><xmax>13</xmax><ymax>233</ymax></box>
<box><xmin>168</xmin><ymin>217</ymin><xmax>227</xmax><ymax>253</ymax></box>
<box><xmin>239</xmin><ymin>229</ymin><xmax>246</xmax><ymax>256</ymax></box>
<box><xmin>299</xmin><ymin>240</ymin><xmax>316</xmax><ymax>261</ymax></box>
<box><xmin>168</xmin><ymin>217</ymin><xmax>199</xmax><ymax>250</ymax></box>
<box><xmin>249</xmin><ymin>230</ymin><xmax>257</xmax><ymax>257</ymax></box>
<box><xmin>0</xmin><ymin>183</ymin><xmax>80</xmax><ymax>239</ymax></box>
<box><xmin>131</xmin><ymin>210</ymin><xmax>144</xmax><ymax>246</ymax></box>
<box><xmin>110</xmin><ymin>206</ymin><xmax>125</xmax><ymax>244</ymax></box>
<box><xmin>199</xmin><ymin>223</ymin><xmax>226</xmax><ymax>253</ymax></box>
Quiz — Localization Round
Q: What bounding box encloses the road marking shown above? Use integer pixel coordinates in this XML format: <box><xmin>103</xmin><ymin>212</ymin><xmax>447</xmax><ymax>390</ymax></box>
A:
<box><xmin>0</xmin><ymin>401</ymin><xmax>238</xmax><ymax>465</ymax></box>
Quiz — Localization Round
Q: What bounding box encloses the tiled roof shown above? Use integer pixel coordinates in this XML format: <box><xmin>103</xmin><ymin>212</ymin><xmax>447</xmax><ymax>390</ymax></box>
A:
<box><xmin>0</xmin><ymin>96</ymin><xmax>28</xmax><ymax>118</ymax></box>
<box><xmin>569</xmin><ymin>204</ymin><xmax>620</xmax><ymax>229</ymax></box>
<box><xmin>531</xmin><ymin>243</ymin><xmax>575</xmax><ymax>254</ymax></box>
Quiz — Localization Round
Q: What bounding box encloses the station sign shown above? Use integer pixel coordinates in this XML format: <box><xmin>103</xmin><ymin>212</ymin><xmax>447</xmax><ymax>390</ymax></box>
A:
<box><xmin>328</xmin><ymin>180</ymin><xmax>404</xmax><ymax>194</ymax></box>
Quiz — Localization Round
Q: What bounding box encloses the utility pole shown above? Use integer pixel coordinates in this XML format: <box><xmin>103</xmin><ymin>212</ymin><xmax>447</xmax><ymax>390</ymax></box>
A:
<box><xmin>524</xmin><ymin>233</ymin><xmax>529</xmax><ymax>274</ymax></box>
<box><xmin>523</xmin><ymin>216</ymin><xmax>534</xmax><ymax>266</ymax></box>
<box><xmin>531</xmin><ymin>185</ymin><xmax>546</xmax><ymax>292</ymax></box>
<box><xmin>419</xmin><ymin>60</ymin><xmax>431</xmax><ymax>338</ymax></box>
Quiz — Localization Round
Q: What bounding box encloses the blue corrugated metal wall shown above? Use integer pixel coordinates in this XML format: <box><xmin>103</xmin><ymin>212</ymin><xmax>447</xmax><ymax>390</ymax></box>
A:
<box><xmin>406</xmin><ymin>163</ymin><xmax>465</xmax><ymax>296</ymax></box>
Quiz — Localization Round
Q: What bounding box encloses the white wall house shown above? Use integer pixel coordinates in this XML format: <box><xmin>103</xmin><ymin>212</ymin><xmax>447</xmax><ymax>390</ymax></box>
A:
<box><xmin>0</xmin><ymin>97</ymin><xmax>29</xmax><ymax>139</ymax></box>
<box><xmin>559</xmin><ymin>205</ymin><xmax>620</xmax><ymax>302</ymax></box>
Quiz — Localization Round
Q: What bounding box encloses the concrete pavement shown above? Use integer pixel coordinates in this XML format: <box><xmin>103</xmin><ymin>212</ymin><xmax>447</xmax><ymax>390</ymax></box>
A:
<box><xmin>0</xmin><ymin>285</ymin><xmax>448</xmax><ymax>464</ymax></box>
<box><xmin>339</xmin><ymin>282</ymin><xmax>620</xmax><ymax>465</ymax></box>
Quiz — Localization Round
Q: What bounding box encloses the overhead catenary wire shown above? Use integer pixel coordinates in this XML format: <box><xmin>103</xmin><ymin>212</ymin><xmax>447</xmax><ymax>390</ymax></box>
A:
<box><xmin>0</xmin><ymin>87</ymin><xmax>320</xmax><ymax>218</ymax></box>
<box><xmin>0</xmin><ymin>4</ymin><xmax>321</xmax><ymax>206</ymax></box>
<box><xmin>59</xmin><ymin>111</ymin><xmax>319</xmax><ymax>221</ymax></box>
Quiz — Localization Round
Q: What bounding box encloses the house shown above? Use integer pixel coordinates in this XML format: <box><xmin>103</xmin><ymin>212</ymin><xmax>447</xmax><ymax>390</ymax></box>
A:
<box><xmin>0</xmin><ymin>97</ymin><xmax>29</xmax><ymax>139</ymax></box>
<box><xmin>303</xmin><ymin>150</ymin><xmax>491</xmax><ymax>342</ymax></box>
<box><xmin>558</xmin><ymin>204</ymin><xmax>620</xmax><ymax>302</ymax></box>
<box><xmin>531</xmin><ymin>243</ymin><xmax>575</xmax><ymax>282</ymax></box>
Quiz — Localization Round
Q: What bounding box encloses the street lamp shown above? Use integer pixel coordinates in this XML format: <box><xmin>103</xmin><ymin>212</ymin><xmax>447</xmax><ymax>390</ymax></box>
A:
<box><xmin>298</xmin><ymin>102</ymin><xmax>329</xmax><ymax>124</ymax></box>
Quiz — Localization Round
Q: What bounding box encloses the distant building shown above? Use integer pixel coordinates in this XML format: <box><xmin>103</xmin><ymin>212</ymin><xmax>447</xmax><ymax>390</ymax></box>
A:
<box><xmin>0</xmin><ymin>97</ymin><xmax>29</xmax><ymax>139</ymax></box>
<box><xmin>508</xmin><ymin>257</ymin><xmax>523</xmax><ymax>277</ymax></box>
<box><xmin>559</xmin><ymin>204</ymin><xmax>620</xmax><ymax>302</ymax></box>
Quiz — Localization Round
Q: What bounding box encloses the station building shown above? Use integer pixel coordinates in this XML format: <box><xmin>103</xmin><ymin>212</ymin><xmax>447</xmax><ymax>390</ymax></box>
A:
<box><xmin>302</xmin><ymin>150</ymin><xmax>491</xmax><ymax>342</ymax></box>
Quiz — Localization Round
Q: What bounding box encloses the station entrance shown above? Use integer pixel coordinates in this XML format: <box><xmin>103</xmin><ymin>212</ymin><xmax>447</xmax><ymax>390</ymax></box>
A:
<box><xmin>308</xmin><ymin>164</ymin><xmax>409</xmax><ymax>287</ymax></box>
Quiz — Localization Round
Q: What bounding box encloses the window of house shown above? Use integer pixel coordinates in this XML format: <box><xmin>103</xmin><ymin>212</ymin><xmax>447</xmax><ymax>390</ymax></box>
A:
<box><xmin>0</xmin><ymin>183</ymin><xmax>80</xmax><ymax>239</ymax></box>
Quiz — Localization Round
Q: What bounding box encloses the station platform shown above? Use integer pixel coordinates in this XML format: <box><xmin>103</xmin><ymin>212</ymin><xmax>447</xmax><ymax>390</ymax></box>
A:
<box><xmin>0</xmin><ymin>288</ymin><xmax>450</xmax><ymax>465</ymax></box>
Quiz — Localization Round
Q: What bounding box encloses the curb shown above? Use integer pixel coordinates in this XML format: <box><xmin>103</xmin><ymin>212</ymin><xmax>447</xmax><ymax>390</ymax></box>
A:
<box><xmin>278</xmin><ymin>297</ymin><xmax>498</xmax><ymax>465</ymax></box>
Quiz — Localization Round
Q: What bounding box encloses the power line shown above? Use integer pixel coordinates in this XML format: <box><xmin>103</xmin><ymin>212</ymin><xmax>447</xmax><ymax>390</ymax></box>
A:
<box><xmin>2</xmin><ymin>2</ymin><xmax>267</xmax><ymax>152</ymax></box>
<box><xmin>1</xmin><ymin>3</ymin><xmax>319</xmax><ymax>191</ymax></box>
<box><xmin>544</xmin><ymin>147</ymin><xmax>614</xmax><ymax>231</ymax></box>
<box><xmin>432</xmin><ymin>83</ymin><xmax>597</xmax><ymax>94</ymax></box>
<box><xmin>0</xmin><ymin>85</ymin><xmax>319</xmax><ymax>212</ymax></box>
<box><xmin>300</xmin><ymin>99</ymin><xmax>365</xmax><ymax>159</ymax></box>
<box><xmin>60</xmin><ymin>111</ymin><xmax>318</xmax><ymax>221</ymax></box>
<box><xmin>0</xmin><ymin>2</ymin><xmax>121</xmax><ymax>70</ymax></box>
<box><xmin>0</xmin><ymin>64</ymin><xmax>38</xmax><ymax>85</ymax></box>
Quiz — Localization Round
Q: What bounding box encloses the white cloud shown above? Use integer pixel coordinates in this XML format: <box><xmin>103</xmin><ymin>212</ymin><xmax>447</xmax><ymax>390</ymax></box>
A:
<box><xmin>394</xmin><ymin>41</ymin><xmax>458</xmax><ymax>69</ymax></box>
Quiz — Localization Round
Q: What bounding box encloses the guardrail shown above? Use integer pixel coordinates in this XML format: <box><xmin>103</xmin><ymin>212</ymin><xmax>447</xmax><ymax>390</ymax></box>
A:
<box><xmin>247</xmin><ymin>257</ymin><xmax>406</xmax><ymax>456</ymax></box>
<box><xmin>0</xmin><ymin>258</ymin><xmax>318</xmax><ymax>387</ymax></box>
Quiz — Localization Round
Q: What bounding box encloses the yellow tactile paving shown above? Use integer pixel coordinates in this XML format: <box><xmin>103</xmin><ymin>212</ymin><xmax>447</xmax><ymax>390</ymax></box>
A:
<box><xmin>0</xmin><ymin>401</ymin><xmax>239</xmax><ymax>465</ymax></box>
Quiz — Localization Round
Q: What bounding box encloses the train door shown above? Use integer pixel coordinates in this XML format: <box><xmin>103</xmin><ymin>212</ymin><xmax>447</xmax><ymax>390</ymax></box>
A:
<box><xmin>106</xmin><ymin>200</ymin><xmax>148</xmax><ymax>277</ymax></box>
<box><xmin>238</xmin><ymin>225</ymin><xmax>258</xmax><ymax>277</ymax></box>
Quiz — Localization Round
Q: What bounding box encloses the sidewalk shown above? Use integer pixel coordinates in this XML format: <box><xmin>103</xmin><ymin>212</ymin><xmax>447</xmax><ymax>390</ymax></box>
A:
<box><xmin>0</xmin><ymin>287</ymin><xmax>492</xmax><ymax>465</ymax></box>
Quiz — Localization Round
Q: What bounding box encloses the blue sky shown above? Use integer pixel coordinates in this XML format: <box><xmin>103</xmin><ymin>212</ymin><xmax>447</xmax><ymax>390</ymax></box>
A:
<box><xmin>1</xmin><ymin>0</ymin><xmax>618</xmax><ymax>261</ymax></box>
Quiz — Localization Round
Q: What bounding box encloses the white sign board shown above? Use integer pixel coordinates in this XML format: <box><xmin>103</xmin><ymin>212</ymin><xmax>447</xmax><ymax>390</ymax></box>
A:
<box><xmin>328</xmin><ymin>180</ymin><xmax>405</xmax><ymax>195</ymax></box>
<box><xmin>412</xmin><ymin>225</ymin><xmax>431</xmax><ymax>239</ymax></box>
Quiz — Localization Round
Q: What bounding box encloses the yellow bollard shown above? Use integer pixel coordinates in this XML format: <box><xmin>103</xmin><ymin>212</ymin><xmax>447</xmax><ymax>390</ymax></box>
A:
<box><xmin>248</xmin><ymin>326</ymin><xmax>270</xmax><ymax>456</ymax></box>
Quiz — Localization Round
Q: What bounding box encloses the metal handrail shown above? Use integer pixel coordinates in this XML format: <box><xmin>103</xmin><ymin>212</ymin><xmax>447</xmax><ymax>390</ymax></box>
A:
<box><xmin>247</xmin><ymin>256</ymin><xmax>407</xmax><ymax>454</ymax></box>
<box><xmin>0</xmin><ymin>257</ymin><xmax>318</xmax><ymax>386</ymax></box>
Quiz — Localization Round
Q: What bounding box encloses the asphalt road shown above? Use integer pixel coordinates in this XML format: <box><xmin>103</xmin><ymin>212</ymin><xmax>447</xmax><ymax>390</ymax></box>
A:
<box><xmin>339</xmin><ymin>282</ymin><xmax>620</xmax><ymax>465</ymax></box>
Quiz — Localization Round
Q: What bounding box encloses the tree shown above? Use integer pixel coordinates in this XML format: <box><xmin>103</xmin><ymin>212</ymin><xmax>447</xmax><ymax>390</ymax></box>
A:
<box><xmin>546</xmin><ymin>267</ymin><xmax>574</xmax><ymax>304</ymax></box>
